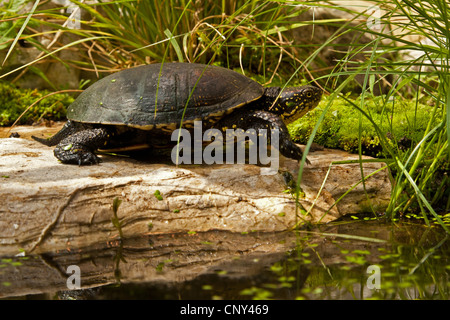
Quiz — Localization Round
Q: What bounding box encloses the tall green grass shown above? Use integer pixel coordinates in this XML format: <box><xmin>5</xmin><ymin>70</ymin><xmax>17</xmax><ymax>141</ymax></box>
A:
<box><xmin>0</xmin><ymin>0</ymin><xmax>316</xmax><ymax>82</ymax></box>
<box><xmin>300</xmin><ymin>0</ymin><xmax>449</xmax><ymax>231</ymax></box>
<box><xmin>0</xmin><ymin>0</ymin><xmax>448</xmax><ymax>230</ymax></box>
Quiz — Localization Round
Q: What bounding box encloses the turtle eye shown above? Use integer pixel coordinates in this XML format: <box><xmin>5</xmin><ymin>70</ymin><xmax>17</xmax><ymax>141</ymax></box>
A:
<box><xmin>306</xmin><ymin>91</ymin><xmax>312</xmax><ymax>98</ymax></box>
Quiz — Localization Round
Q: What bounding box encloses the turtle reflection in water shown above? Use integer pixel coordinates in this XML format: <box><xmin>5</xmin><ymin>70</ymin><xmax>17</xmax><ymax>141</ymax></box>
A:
<box><xmin>33</xmin><ymin>63</ymin><xmax>322</xmax><ymax>165</ymax></box>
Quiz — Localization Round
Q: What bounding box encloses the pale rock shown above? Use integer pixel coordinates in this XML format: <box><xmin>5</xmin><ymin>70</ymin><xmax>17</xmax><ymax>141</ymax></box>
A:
<box><xmin>0</xmin><ymin>125</ymin><xmax>391</xmax><ymax>254</ymax></box>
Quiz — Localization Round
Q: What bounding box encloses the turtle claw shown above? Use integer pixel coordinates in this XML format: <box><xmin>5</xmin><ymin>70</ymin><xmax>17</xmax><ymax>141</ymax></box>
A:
<box><xmin>54</xmin><ymin>143</ymin><xmax>101</xmax><ymax>165</ymax></box>
<box><xmin>77</xmin><ymin>151</ymin><xmax>102</xmax><ymax>166</ymax></box>
<box><xmin>281</xmin><ymin>141</ymin><xmax>311</xmax><ymax>165</ymax></box>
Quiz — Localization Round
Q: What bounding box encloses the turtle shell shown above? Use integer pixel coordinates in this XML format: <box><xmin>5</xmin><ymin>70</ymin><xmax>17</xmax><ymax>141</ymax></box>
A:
<box><xmin>67</xmin><ymin>63</ymin><xmax>264</xmax><ymax>130</ymax></box>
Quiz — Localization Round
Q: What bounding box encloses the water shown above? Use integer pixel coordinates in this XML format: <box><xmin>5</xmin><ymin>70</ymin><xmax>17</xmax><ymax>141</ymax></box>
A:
<box><xmin>0</xmin><ymin>215</ymin><xmax>448</xmax><ymax>300</ymax></box>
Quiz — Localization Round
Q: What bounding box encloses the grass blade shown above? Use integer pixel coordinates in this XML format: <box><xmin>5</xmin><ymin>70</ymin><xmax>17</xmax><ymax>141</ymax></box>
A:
<box><xmin>2</xmin><ymin>0</ymin><xmax>40</xmax><ymax>66</ymax></box>
<box><xmin>164</xmin><ymin>29</ymin><xmax>184</xmax><ymax>62</ymax></box>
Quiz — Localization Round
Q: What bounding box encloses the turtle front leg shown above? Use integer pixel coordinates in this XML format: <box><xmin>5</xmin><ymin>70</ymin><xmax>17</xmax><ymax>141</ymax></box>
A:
<box><xmin>216</xmin><ymin>110</ymin><xmax>310</xmax><ymax>164</ymax></box>
<box><xmin>54</xmin><ymin>128</ymin><xmax>111</xmax><ymax>165</ymax></box>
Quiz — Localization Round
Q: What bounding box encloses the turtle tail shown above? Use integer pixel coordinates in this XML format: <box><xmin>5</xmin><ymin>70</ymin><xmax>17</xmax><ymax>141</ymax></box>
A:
<box><xmin>32</xmin><ymin>120</ymin><xmax>81</xmax><ymax>147</ymax></box>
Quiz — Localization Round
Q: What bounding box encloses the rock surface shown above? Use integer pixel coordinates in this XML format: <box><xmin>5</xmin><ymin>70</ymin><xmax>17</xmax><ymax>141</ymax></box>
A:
<box><xmin>0</xmin><ymin>125</ymin><xmax>391</xmax><ymax>254</ymax></box>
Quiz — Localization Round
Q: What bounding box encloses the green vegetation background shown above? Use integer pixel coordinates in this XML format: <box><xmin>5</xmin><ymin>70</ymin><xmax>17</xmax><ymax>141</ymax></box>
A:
<box><xmin>289</xmin><ymin>95</ymin><xmax>438</xmax><ymax>158</ymax></box>
<box><xmin>0</xmin><ymin>79</ymin><xmax>437</xmax><ymax>162</ymax></box>
<box><xmin>0</xmin><ymin>81</ymin><xmax>73</xmax><ymax>126</ymax></box>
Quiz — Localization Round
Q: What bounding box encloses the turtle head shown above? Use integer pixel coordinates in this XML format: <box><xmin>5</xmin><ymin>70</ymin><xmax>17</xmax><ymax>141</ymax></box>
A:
<box><xmin>265</xmin><ymin>85</ymin><xmax>322</xmax><ymax>124</ymax></box>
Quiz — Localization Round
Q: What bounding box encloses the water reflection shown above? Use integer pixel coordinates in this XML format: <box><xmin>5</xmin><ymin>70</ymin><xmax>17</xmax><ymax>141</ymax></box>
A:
<box><xmin>0</xmin><ymin>216</ymin><xmax>448</xmax><ymax>300</ymax></box>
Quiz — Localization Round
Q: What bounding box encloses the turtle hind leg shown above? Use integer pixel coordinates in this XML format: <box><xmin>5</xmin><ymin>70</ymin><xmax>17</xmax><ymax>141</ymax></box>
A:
<box><xmin>32</xmin><ymin>120</ymin><xmax>86</xmax><ymax>146</ymax></box>
<box><xmin>54</xmin><ymin>127</ymin><xmax>111</xmax><ymax>165</ymax></box>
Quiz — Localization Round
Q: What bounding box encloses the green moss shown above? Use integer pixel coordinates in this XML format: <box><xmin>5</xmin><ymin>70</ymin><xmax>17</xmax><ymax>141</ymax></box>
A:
<box><xmin>289</xmin><ymin>95</ymin><xmax>438</xmax><ymax>158</ymax></box>
<box><xmin>0</xmin><ymin>81</ymin><xmax>73</xmax><ymax>126</ymax></box>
